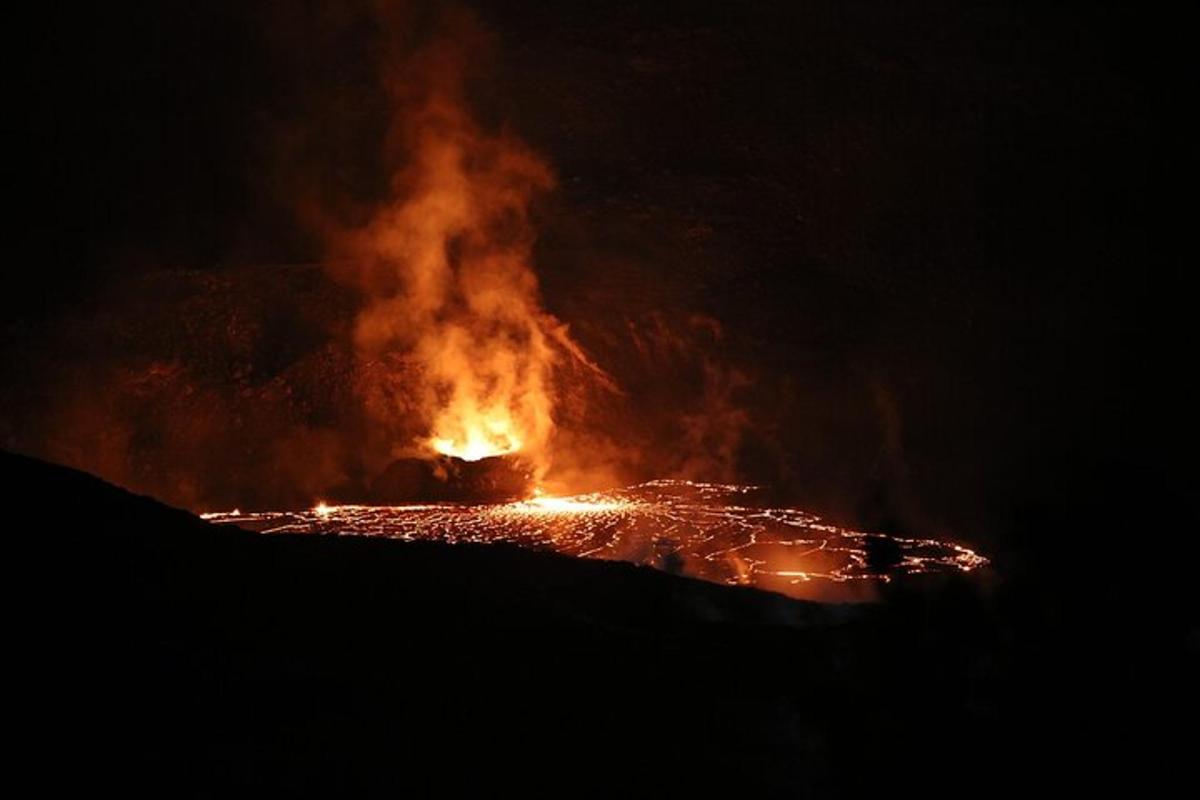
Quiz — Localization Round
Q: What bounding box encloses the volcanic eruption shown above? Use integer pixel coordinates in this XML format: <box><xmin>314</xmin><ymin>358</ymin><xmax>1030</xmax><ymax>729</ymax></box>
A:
<box><xmin>192</xmin><ymin>5</ymin><xmax>990</xmax><ymax>598</ymax></box>
<box><xmin>325</xmin><ymin>6</ymin><xmax>610</xmax><ymax>503</ymax></box>
<box><xmin>3</xmin><ymin>2</ymin><xmax>1170</xmax><ymax>795</ymax></box>
<box><xmin>8</xmin><ymin>2</ymin><xmax>992</xmax><ymax>598</ymax></box>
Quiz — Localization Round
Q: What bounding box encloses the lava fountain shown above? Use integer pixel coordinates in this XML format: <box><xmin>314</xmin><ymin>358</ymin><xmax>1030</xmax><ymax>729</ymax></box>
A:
<box><xmin>331</xmin><ymin>7</ymin><xmax>609</xmax><ymax>481</ymax></box>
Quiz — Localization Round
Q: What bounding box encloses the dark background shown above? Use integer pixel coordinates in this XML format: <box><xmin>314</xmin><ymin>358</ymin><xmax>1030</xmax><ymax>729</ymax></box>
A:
<box><xmin>1</xmin><ymin>1</ymin><xmax>1189</xmax><ymax>569</ymax></box>
<box><xmin>1</xmin><ymin>2</ymin><xmax>1193</xmax><ymax>796</ymax></box>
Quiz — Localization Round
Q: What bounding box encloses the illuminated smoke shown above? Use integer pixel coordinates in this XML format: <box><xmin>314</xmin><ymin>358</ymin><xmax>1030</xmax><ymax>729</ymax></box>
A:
<box><xmin>334</xmin><ymin>6</ymin><xmax>601</xmax><ymax>474</ymax></box>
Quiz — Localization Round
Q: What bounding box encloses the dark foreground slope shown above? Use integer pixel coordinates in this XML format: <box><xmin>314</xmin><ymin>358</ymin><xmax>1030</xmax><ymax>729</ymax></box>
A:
<box><xmin>4</xmin><ymin>451</ymin><xmax>1183</xmax><ymax>797</ymax></box>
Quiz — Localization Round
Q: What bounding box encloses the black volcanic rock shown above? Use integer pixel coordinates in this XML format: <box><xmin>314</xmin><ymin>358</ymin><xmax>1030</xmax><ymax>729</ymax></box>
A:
<box><xmin>863</xmin><ymin>533</ymin><xmax>904</xmax><ymax>571</ymax></box>
<box><xmin>5</xmin><ymin>451</ymin><xmax>1171</xmax><ymax>798</ymax></box>
<box><xmin>5</xmin><ymin>450</ymin><xmax>842</xmax><ymax>796</ymax></box>
<box><xmin>368</xmin><ymin>454</ymin><xmax>534</xmax><ymax>503</ymax></box>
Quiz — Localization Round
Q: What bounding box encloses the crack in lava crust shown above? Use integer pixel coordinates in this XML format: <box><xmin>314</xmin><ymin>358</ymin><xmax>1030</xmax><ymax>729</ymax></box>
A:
<box><xmin>203</xmin><ymin>480</ymin><xmax>987</xmax><ymax>600</ymax></box>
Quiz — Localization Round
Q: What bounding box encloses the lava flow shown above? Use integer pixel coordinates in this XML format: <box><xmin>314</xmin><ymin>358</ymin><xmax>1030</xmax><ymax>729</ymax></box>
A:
<box><xmin>203</xmin><ymin>479</ymin><xmax>986</xmax><ymax>601</ymax></box>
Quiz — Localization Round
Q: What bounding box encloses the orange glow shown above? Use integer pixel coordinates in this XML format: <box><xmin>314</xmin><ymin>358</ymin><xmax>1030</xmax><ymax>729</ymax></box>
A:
<box><xmin>505</xmin><ymin>494</ymin><xmax>634</xmax><ymax>515</ymax></box>
<box><xmin>335</xmin><ymin>11</ymin><xmax>601</xmax><ymax>472</ymax></box>
<box><xmin>429</xmin><ymin>412</ymin><xmax>523</xmax><ymax>461</ymax></box>
<box><xmin>208</xmin><ymin>480</ymin><xmax>988</xmax><ymax>602</ymax></box>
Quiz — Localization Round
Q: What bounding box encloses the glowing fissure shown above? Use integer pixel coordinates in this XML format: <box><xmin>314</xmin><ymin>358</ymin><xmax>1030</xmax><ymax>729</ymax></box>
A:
<box><xmin>203</xmin><ymin>480</ymin><xmax>987</xmax><ymax>599</ymax></box>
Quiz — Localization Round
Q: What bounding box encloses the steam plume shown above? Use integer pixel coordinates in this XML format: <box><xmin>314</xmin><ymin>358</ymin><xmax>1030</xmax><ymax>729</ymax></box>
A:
<box><xmin>335</xmin><ymin>6</ymin><xmax>591</xmax><ymax>474</ymax></box>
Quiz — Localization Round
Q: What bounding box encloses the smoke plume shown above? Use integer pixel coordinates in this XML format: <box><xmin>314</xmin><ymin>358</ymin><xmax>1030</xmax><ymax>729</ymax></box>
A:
<box><xmin>330</xmin><ymin>4</ymin><xmax>598</xmax><ymax>476</ymax></box>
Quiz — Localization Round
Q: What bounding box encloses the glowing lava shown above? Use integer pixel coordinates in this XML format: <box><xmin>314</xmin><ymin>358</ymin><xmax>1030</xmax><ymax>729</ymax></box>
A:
<box><xmin>203</xmin><ymin>480</ymin><xmax>986</xmax><ymax>600</ymax></box>
<box><xmin>429</xmin><ymin>414</ymin><xmax>523</xmax><ymax>461</ymax></box>
<box><xmin>507</xmin><ymin>494</ymin><xmax>633</xmax><ymax>515</ymax></box>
